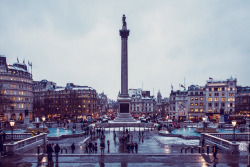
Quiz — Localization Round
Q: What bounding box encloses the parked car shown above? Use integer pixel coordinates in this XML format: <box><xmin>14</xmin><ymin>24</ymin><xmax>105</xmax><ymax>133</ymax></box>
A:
<box><xmin>183</xmin><ymin>120</ymin><xmax>193</xmax><ymax>123</ymax></box>
<box><xmin>101</xmin><ymin>119</ymin><xmax>108</xmax><ymax>123</ymax></box>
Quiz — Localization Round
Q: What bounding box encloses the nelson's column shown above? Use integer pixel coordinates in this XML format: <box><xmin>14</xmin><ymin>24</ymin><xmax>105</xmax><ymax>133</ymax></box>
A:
<box><xmin>114</xmin><ymin>15</ymin><xmax>136</xmax><ymax>122</ymax></box>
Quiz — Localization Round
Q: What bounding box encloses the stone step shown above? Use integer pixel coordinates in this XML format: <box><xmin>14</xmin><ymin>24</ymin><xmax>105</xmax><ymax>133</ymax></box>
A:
<box><xmin>113</xmin><ymin>113</ymin><xmax>137</xmax><ymax>122</ymax></box>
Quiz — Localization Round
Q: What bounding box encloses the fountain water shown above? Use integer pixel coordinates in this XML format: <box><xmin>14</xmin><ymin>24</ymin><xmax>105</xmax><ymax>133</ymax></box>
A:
<box><xmin>26</xmin><ymin>117</ymin><xmax>49</xmax><ymax>133</ymax></box>
<box><xmin>195</xmin><ymin>116</ymin><xmax>218</xmax><ymax>133</ymax></box>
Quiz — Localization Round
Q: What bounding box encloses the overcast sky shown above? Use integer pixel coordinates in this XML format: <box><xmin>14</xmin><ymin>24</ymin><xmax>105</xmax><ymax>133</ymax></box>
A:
<box><xmin>0</xmin><ymin>0</ymin><xmax>250</xmax><ymax>100</ymax></box>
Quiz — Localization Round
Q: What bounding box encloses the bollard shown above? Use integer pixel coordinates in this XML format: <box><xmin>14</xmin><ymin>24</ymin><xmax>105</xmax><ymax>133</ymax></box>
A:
<box><xmin>61</xmin><ymin>148</ymin><xmax>67</xmax><ymax>154</ymax></box>
<box><xmin>37</xmin><ymin>145</ymin><xmax>40</xmax><ymax>155</ymax></box>
<box><xmin>206</xmin><ymin>145</ymin><xmax>209</xmax><ymax>154</ymax></box>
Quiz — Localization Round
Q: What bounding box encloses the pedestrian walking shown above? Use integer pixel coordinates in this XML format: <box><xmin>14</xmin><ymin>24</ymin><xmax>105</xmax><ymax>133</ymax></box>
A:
<box><xmin>212</xmin><ymin>144</ymin><xmax>221</xmax><ymax>161</ymax></box>
<box><xmin>94</xmin><ymin>143</ymin><xmax>98</xmax><ymax>153</ymax></box>
<box><xmin>0</xmin><ymin>141</ymin><xmax>3</xmax><ymax>156</ymax></box>
<box><xmin>71</xmin><ymin>143</ymin><xmax>76</xmax><ymax>153</ymax></box>
<box><xmin>131</xmin><ymin>143</ymin><xmax>134</xmax><ymax>153</ymax></box>
<box><xmin>107</xmin><ymin>140</ymin><xmax>110</xmax><ymax>149</ymax></box>
<box><xmin>88</xmin><ymin>142</ymin><xmax>93</xmax><ymax>153</ymax></box>
<box><xmin>46</xmin><ymin>144</ymin><xmax>54</xmax><ymax>162</ymax></box>
<box><xmin>100</xmin><ymin>141</ymin><xmax>105</xmax><ymax>155</ymax></box>
<box><xmin>135</xmin><ymin>143</ymin><xmax>138</xmax><ymax>153</ymax></box>
<box><xmin>126</xmin><ymin>143</ymin><xmax>130</xmax><ymax>153</ymax></box>
<box><xmin>54</xmin><ymin>144</ymin><xmax>60</xmax><ymax>158</ymax></box>
<box><xmin>84</xmin><ymin>143</ymin><xmax>88</xmax><ymax>153</ymax></box>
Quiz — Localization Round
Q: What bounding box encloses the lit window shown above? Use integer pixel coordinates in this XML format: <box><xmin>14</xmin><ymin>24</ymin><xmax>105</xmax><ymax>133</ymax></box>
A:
<box><xmin>190</xmin><ymin>103</ymin><xmax>193</xmax><ymax>106</ymax></box>
<box><xmin>200</xmin><ymin>103</ymin><xmax>203</xmax><ymax>106</ymax></box>
<box><xmin>195</xmin><ymin>98</ymin><xmax>198</xmax><ymax>100</ymax></box>
<box><xmin>190</xmin><ymin>97</ymin><xmax>194</xmax><ymax>101</ymax></box>
<box><xmin>215</xmin><ymin>98</ymin><xmax>219</xmax><ymax>101</ymax></box>
<box><xmin>195</xmin><ymin>109</ymin><xmax>198</xmax><ymax>112</ymax></box>
<box><xmin>200</xmin><ymin>97</ymin><xmax>203</xmax><ymax>100</ymax></box>
<box><xmin>221</xmin><ymin>98</ymin><xmax>225</xmax><ymax>101</ymax></box>
<box><xmin>208</xmin><ymin>98</ymin><xmax>212</xmax><ymax>101</ymax></box>
<box><xmin>195</xmin><ymin>103</ymin><xmax>198</xmax><ymax>106</ymax></box>
<box><xmin>200</xmin><ymin>109</ymin><xmax>203</xmax><ymax>112</ymax></box>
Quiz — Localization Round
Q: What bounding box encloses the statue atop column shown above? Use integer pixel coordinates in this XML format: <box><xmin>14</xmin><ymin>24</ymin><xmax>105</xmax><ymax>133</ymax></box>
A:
<box><xmin>122</xmin><ymin>14</ymin><xmax>127</xmax><ymax>30</ymax></box>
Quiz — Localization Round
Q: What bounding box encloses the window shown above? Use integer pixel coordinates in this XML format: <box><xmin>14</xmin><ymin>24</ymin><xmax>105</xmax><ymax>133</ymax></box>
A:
<box><xmin>221</xmin><ymin>98</ymin><xmax>225</xmax><ymax>101</ymax></box>
<box><xmin>208</xmin><ymin>103</ymin><xmax>212</xmax><ymax>107</ymax></box>
<box><xmin>190</xmin><ymin>108</ymin><xmax>194</xmax><ymax>112</ymax></box>
<box><xmin>214</xmin><ymin>88</ymin><xmax>218</xmax><ymax>91</ymax></box>
<box><xmin>195</xmin><ymin>92</ymin><xmax>198</xmax><ymax>95</ymax></box>
<box><xmin>209</xmin><ymin>88</ymin><xmax>211</xmax><ymax>91</ymax></box>
<box><xmin>195</xmin><ymin>97</ymin><xmax>198</xmax><ymax>100</ymax></box>
<box><xmin>230</xmin><ymin>103</ymin><xmax>233</xmax><ymax>107</ymax></box>
<box><xmin>190</xmin><ymin>97</ymin><xmax>194</xmax><ymax>101</ymax></box>
<box><xmin>200</xmin><ymin>103</ymin><xmax>203</xmax><ymax>106</ymax></box>
<box><xmin>229</xmin><ymin>93</ymin><xmax>234</xmax><ymax>96</ymax></box>
<box><xmin>200</xmin><ymin>97</ymin><xmax>203</xmax><ymax>101</ymax></box>
<box><xmin>190</xmin><ymin>103</ymin><xmax>193</xmax><ymax>106</ymax></box>
<box><xmin>214</xmin><ymin>93</ymin><xmax>219</xmax><ymax>96</ymax></box>
<box><xmin>215</xmin><ymin>98</ymin><xmax>219</xmax><ymax>101</ymax></box>
<box><xmin>221</xmin><ymin>103</ymin><xmax>225</xmax><ymax>107</ymax></box>
<box><xmin>200</xmin><ymin>109</ymin><xmax>203</xmax><ymax>112</ymax></box>
<box><xmin>222</xmin><ymin>88</ymin><xmax>225</xmax><ymax>91</ymax></box>
<box><xmin>195</xmin><ymin>109</ymin><xmax>198</xmax><ymax>112</ymax></box>
<box><xmin>222</xmin><ymin>93</ymin><xmax>225</xmax><ymax>96</ymax></box>
<box><xmin>195</xmin><ymin>103</ymin><xmax>198</xmax><ymax>106</ymax></box>
<box><xmin>200</xmin><ymin>92</ymin><xmax>203</xmax><ymax>95</ymax></box>
<box><xmin>209</xmin><ymin>93</ymin><xmax>212</xmax><ymax>97</ymax></box>
<box><xmin>208</xmin><ymin>98</ymin><xmax>212</xmax><ymax>101</ymax></box>
<box><xmin>215</xmin><ymin>103</ymin><xmax>218</xmax><ymax>107</ymax></box>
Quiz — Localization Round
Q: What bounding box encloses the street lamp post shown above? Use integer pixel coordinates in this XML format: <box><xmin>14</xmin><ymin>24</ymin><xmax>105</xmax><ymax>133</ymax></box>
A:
<box><xmin>41</xmin><ymin>116</ymin><xmax>46</xmax><ymax>153</ymax></box>
<box><xmin>202</xmin><ymin>116</ymin><xmax>206</xmax><ymax>133</ymax></box>
<box><xmin>42</xmin><ymin>116</ymin><xmax>46</xmax><ymax>132</ymax></box>
<box><xmin>232</xmin><ymin>120</ymin><xmax>237</xmax><ymax>143</ymax></box>
<box><xmin>9</xmin><ymin>120</ymin><xmax>15</xmax><ymax>144</ymax></box>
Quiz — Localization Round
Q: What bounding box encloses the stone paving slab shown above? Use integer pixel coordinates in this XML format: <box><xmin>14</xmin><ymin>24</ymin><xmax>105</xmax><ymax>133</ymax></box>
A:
<box><xmin>1</xmin><ymin>130</ymin><xmax>249</xmax><ymax>167</ymax></box>
<box><xmin>1</xmin><ymin>154</ymin><xmax>249</xmax><ymax>167</ymax></box>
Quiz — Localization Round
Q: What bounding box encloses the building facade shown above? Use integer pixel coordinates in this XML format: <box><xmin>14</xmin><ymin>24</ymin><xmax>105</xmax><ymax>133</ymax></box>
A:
<box><xmin>169</xmin><ymin>90</ymin><xmax>188</xmax><ymax>121</ymax></box>
<box><xmin>155</xmin><ymin>91</ymin><xmax>169</xmax><ymax>119</ymax></box>
<box><xmin>187</xmin><ymin>85</ymin><xmax>205</xmax><ymax>122</ymax></box>
<box><xmin>0</xmin><ymin>56</ymin><xmax>33</xmax><ymax>123</ymax></box>
<box><xmin>205</xmin><ymin>77</ymin><xmax>237</xmax><ymax>122</ymax></box>
<box><xmin>235</xmin><ymin>86</ymin><xmax>250</xmax><ymax>116</ymax></box>
<box><xmin>129</xmin><ymin>88</ymin><xmax>155</xmax><ymax>117</ymax></box>
<box><xmin>34</xmin><ymin>82</ymin><xmax>97</xmax><ymax>121</ymax></box>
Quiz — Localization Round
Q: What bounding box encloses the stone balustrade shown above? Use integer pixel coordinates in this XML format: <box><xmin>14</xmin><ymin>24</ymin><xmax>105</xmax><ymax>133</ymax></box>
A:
<box><xmin>209</xmin><ymin>133</ymin><xmax>250</xmax><ymax>141</ymax></box>
<box><xmin>4</xmin><ymin>133</ymin><xmax>47</xmax><ymax>155</ymax></box>
<box><xmin>200</xmin><ymin>133</ymin><xmax>240</xmax><ymax>155</ymax></box>
<box><xmin>5</xmin><ymin>133</ymin><xmax>32</xmax><ymax>141</ymax></box>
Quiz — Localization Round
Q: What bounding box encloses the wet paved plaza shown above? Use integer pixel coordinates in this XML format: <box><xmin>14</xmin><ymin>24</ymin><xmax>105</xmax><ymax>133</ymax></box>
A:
<box><xmin>0</xmin><ymin>129</ymin><xmax>249</xmax><ymax>167</ymax></box>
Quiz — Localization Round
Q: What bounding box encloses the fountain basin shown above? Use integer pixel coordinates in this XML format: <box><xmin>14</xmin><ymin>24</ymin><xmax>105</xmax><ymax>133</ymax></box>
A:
<box><xmin>194</xmin><ymin>127</ymin><xmax>218</xmax><ymax>133</ymax></box>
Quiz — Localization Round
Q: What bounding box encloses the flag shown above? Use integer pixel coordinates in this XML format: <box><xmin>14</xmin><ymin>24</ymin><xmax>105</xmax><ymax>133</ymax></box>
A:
<box><xmin>17</xmin><ymin>57</ymin><xmax>19</xmax><ymax>63</ymax></box>
<box><xmin>209</xmin><ymin>77</ymin><xmax>213</xmax><ymax>80</ymax></box>
<box><xmin>180</xmin><ymin>84</ymin><xmax>185</xmax><ymax>89</ymax></box>
<box><xmin>171</xmin><ymin>84</ymin><xmax>173</xmax><ymax>90</ymax></box>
